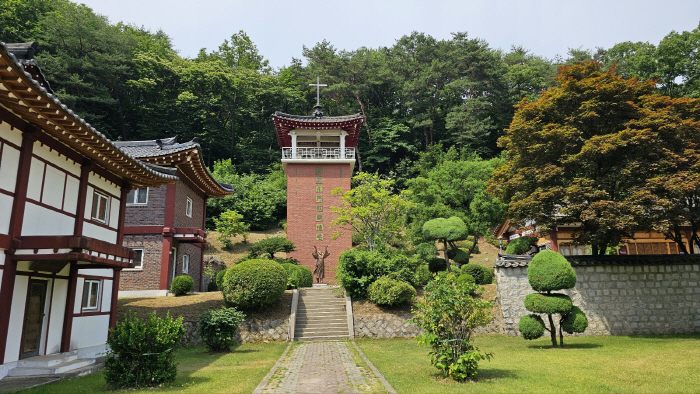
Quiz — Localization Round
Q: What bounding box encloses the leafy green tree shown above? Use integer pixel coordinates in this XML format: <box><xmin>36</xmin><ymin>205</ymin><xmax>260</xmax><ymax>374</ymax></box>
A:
<box><xmin>0</xmin><ymin>0</ymin><xmax>58</xmax><ymax>42</ymax></box>
<box><xmin>491</xmin><ymin>61</ymin><xmax>683</xmax><ymax>255</ymax></box>
<box><xmin>207</xmin><ymin>160</ymin><xmax>287</xmax><ymax>230</ymax></box>
<box><xmin>421</xmin><ymin>217</ymin><xmax>468</xmax><ymax>270</ymax></box>
<box><xmin>410</xmin><ymin>271</ymin><xmax>493</xmax><ymax>381</ymax></box>
<box><xmin>331</xmin><ymin>172</ymin><xmax>415</xmax><ymax>251</ymax></box>
<box><xmin>518</xmin><ymin>251</ymin><xmax>588</xmax><ymax>347</ymax></box>
<box><xmin>214</xmin><ymin>210</ymin><xmax>250</xmax><ymax>248</ymax></box>
<box><xmin>408</xmin><ymin>148</ymin><xmax>505</xmax><ymax>251</ymax></box>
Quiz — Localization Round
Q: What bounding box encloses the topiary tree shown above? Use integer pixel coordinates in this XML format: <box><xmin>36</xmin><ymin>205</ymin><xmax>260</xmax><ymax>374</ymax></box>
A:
<box><xmin>518</xmin><ymin>250</ymin><xmax>588</xmax><ymax>347</ymax></box>
<box><xmin>250</xmin><ymin>237</ymin><xmax>295</xmax><ymax>259</ymax></box>
<box><xmin>170</xmin><ymin>275</ymin><xmax>193</xmax><ymax>296</ymax></box>
<box><xmin>222</xmin><ymin>259</ymin><xmax>287</xmax><ymax>310</ymax></box>
<box><xmin>422</xmin><ymin>217</ymin><xmax>468</xmax><ymax>271</ymax></box>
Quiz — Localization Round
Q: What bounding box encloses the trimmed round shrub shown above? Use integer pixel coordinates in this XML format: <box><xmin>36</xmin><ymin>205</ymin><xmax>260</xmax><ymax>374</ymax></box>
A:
<box><xmin>199</xmin><ymin>307</ymin><xmax>246</xmax><ymax>352</ymax></box>
<box><xmin>456</xmin><ymin>273</ymin><xmax>475</xmax><ymax>285</ymax></box>
<box><xmin>561</xmin><ymin>306</ymin><xmax>589</xmax><ymax>334</ymax></box>
<box><xmin>282</xmin><ymin>263</ymin><xmax>313</xmax><ymax>289</ymax></box>
<box><xmin>449</xmin><ymin>248</ymin><xmax>470</xmax><ymax>264</ymax></box>
<box><xmin>528</xmin><ymin>250</ymin><xmax>577</xmax><ymax>292</ymax></box>
<box><xmin>428</xmin><ymin>258</ymin><xmax>448</xmax><ymax>273</ymax></box>
<box><xmin>368</xmin><ymin>276</ymin><xmax>416</xmax><ymax>306</ymax></box>
<box><xmin>105</xmin><ymin>312</ymin><xmax>185</xmax><ymax>388</ymax></box>
<box><xmin>461</xmin><ymin>264</ymin><xmax>493</xmax><ymax>285</ymax></box>
<box><xmin>524</xmin><ymin>293</ymin><xmax>573</xmax><ymax>315</ymax></box>
<box><xmin>216</xmin><ymin>269</ymin><xmax>228</xmax><ymax>290</ymax></box>
<box><xmin>518</xmin><ymin>314</ymin><xmax>545</xmax><ymax>340</ymax></box>
<box><xmin>505</xmin><ymin>236</ymin><xmax>537</xmax><ymax>255</ymax></box>
<box><xmin>451</xmin><ymin>265</ymin><xmax>461</xmax><ymax>276</ymax></box>
<box><xmin>207</xmin><ymin>280</ymin><xmax>218</xmax><ymax>292</ymax></box>
<box><xmin>222</xmin><ymin>259</ymin><xmax>287</xmax><ymax>310</ymax></box>
<box><xmin>170</xmin><ymin>275</ymin><xmax>193</xmax><ymax>296</ymax></box>
<box><xmin>413</xmin><ymin>265</ymin><xmax>433</xmax><ymax>287</ymax></box>
<box><xmin>337</xmin><ymin>249</ymin><xmax>420</xmax><ymax>299</ymax></box>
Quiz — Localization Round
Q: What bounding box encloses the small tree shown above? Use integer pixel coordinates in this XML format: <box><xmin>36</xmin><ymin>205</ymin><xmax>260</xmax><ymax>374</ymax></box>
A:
<box><xmin>249</xmin><ymin>237</ymin><xmax>295</xmax><ymax>259</ymax></box>
<box><xmin>410</xmin><ymin>272</ymin><xmax>493</xmax><ymax>381</ymax></box>
<box><xmin>518</xmin><ymin>251</ymin><xmax>588</xmax><ymax>347</ymax></box>
<box><xmin>215</xmin><ymin>210</ymin><xmax>250</xmax><ymax>248</ymax></box>
<box><xmin>331</xmin><ymin>172</ymin><xmax>415</xmax><ymax>251</ymax></box>
<box><xmin>422</xmin><ymin>217</ymin><xmax>468</xmax><ymax>271</ymax></box>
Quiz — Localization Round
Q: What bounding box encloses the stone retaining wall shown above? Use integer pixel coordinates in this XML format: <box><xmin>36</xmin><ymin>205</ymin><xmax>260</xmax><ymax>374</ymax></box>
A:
<box><xmin>496</xmin><ymin>257</ymin><xmax>700</xmax><ymax>336</ymax></box>
<box><xmin>181</xmin><ymin>317</ymin><xmax>290</xmax><ymax>346</ymax></box>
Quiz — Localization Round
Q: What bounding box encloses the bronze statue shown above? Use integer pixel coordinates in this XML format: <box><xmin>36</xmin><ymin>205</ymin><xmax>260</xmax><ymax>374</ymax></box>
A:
<box><xmin>312</xmin><ymin>246</ymin><xmax>330</xmax><ymax>283</ymax></box>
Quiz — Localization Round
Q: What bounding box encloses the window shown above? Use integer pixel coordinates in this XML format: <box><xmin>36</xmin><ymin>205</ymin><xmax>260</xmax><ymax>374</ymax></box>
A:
<box><xmin>182</xmin><ymin>255</ymin><xmax>190</xmax><ymax>274</ymax></box>
<box><xmin>91</xmin><ymin>191</ymin><xmax>109</xmax><ymax>223</ymax></box>
<box><xmin>126</xmin><ymin>188</ymin><xmax>148</xmax><ymax>205</ymax></box>
<box><xmin>131</xmin><ymin>248</ymin><xmax>144</xmax><ymax>270</ymax></box>
<box><xmin>82</xmin><ymin>280</ymin><xmax>101</xmax><ymax>310</ymax></box>
<box><xmin>186</xmin><ymin>197</ymin><xmax>193</xmax><ymax>218</ymax></box>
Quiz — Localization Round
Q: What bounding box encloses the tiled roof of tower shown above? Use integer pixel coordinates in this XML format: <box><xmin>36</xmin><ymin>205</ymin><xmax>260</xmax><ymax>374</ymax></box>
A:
<box><xmin>114</xmin><ymin>137</ymin><xmax>233</xmax><ymax>197</ymax></box>
<box><xmin>0</xmin><ymin>42</ymin><xmax>177</xmax><ymax>188</ymax></box>
<box><xmin>272</xmin><ymin>110</ymin><xmax>364</xmax><ymax>148</ymax></box>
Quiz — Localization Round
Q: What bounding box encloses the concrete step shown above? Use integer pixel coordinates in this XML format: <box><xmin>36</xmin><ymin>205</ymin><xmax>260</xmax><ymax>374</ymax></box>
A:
<box><xmin>295</xmin><ymin>321</ymin><xmax>348</xmax><ymax>329</ymax></box>
<box><xmin>16</xmin><ymin>353</ymin><xmax>77</xmax><ymax>368</ymax></box>
<box><xmin>296</xmin><ymin>316</ymin><xmax>347</xmax><ymax>323</ymax></box>
<box><xmin>296</xmin><ymin>335</ymin><xmax>351</xmax><ymax>342</ymax></box>
<box><xmin>295</xmin><ymin>328</ymin><xmax>349</xmax><ymax>336</ymax></box>
<box><xmin>8</xmin><ymin>358</ymin><xmax>95</xmax><ymax>377</ymax></box>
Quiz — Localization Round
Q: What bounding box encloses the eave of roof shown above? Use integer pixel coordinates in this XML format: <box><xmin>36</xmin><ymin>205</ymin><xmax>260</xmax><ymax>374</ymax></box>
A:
<box><xmin>272</xmin><ymin>111</ymin><xmax>364</xmax><ymax>148</ymax></box>
<box><xmin>115</xmin><ymin>137</ymin><xmax>233</xmax><ymax>198</ymax></box>
<box><xmin>0</xmin><ymin>42</ymin><xmax>177</xmax><ymax>188</ymax></box>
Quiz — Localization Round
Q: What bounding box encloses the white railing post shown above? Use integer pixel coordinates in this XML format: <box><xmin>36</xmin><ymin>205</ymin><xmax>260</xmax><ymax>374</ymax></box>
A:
<box><xmin>290</xmin><ymin>133</ymin><xmax>297</xmax><ymax>159</ymax></box>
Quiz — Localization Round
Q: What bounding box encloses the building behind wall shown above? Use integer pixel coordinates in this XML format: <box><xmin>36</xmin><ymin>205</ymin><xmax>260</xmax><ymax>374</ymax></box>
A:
<box><xmin>0</xmin><ymin>42</ymin><xmax>177</xmax><ymax>379</ymax></box>
<box><xmin>114</xmin><ymin>138</ymin><xmax>233</xmax><ymax>296</ymax></box>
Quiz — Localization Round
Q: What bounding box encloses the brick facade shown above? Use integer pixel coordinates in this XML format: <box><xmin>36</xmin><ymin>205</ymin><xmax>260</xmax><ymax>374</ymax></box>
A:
<box><xmin>285</xmin><ymin>163</ymin><xmax>353</xmax><ymax>283</ymax></box>
<box><xmin>124</xmin><ymin>185</ymin><xmax>166</xmax><ymax>226</ymax></box>
<box><xmin>121</xmin><ymin>234</ymin><xmax>164</xmax><ymax>291</ymax></box>
<box><xmin>120</xmin><ymin>179</ymin><xmax>207</xmax><ymax>293</ymax></box>
<box><xmin>174</xmin><ymin>181</ymin><xmax>205</xmax><ymax>228</ymax></box>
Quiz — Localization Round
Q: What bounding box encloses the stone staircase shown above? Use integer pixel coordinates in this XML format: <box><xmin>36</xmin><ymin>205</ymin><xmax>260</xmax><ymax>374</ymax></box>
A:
<box><xmin>294</xmin><ymin>286</ymin><xmax>353</xmax><ymax>341</ymax></box>
<box><xmin>5</xmin><ymin>352</ymin><xmax>99</xmax><ymax>378</ymax></box>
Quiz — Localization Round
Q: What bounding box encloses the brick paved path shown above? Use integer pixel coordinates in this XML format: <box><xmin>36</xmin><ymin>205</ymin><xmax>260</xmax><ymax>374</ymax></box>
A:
<box><xmin>255</xmin><ymin>341</ymin><xmax>393</xmax><ymax>394</ymax></box>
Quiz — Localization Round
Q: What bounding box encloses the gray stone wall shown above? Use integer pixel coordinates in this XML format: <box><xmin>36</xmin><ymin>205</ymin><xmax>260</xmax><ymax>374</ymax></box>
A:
<box><xmin>496</xmin><ymin>263</ymin><xmax>700</xmax><ymax>336</ymax></box>
<box><xmin>181</xmin><ymin>317</ymin><xmax>290</xmax><ymax>346</ymax></box>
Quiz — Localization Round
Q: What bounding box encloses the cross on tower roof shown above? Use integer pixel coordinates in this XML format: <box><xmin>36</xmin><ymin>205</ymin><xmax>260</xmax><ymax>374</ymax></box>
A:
<box><xmin>309</xmin><ymin>76</ymin><xmax>327</xmax><ymax>106</ymax></box>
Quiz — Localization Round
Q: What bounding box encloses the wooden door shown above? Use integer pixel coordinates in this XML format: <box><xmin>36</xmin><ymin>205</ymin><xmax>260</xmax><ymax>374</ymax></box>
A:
<box><xmin>21</xmin><ymin>280</ymin><xmax>48</xmax><ymax>359</ymax></box>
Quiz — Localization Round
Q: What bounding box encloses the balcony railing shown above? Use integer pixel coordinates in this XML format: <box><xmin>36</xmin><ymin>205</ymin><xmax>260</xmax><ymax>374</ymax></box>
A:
<box><xmin>282</xmin><ymin>147</ymin><xmax>355</xmax><ymax>160</ymax></box>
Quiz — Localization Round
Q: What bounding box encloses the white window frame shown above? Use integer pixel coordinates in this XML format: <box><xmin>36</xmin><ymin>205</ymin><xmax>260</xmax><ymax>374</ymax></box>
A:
<box><xmin>182</xmin><ymin>254</ymin><xmax>190</xmax><ymax>274</ymax></box>
<box><xmin>91</xmin><ymin>191</ymin><xmax>110</xmax><ymax>224</ymax></box>
<box><xmin>186</xmin><ymin>197</ymin><xmax>193</xmax><ymax>218</ymax></box>
<box><xmin>126</xmin><ymin>188</ymin><xmax>149</xmax><ymax>205</ymax></box>
<box><xmin>81</xmin><ymin>279</ymin><xmax>101</xmax><ymax>311</ymax></box>
<box><xmin>128</xmin><ymin>248</ymin><xmax>144</xmax><ymax>270</ymax></box>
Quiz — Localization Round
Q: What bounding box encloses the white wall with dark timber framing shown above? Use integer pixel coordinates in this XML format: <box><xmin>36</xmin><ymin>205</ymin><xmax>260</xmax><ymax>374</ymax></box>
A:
<box><xmin>5</xmin><ymin>275</ymin><xmax>27</xmax><ymax>363</ymax></box>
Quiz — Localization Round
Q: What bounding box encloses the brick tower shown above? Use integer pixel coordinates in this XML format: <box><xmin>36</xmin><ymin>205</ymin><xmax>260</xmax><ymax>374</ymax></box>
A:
<box><xmin>272</xmin><ymin>99</ymin><xmax>363</xmax><ymax>283</ymax></box>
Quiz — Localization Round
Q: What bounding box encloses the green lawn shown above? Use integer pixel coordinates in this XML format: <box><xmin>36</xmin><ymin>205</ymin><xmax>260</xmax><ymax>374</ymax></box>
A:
<box><xmin>19</xmin><ymin>342</ymin><xmax>288</xmax><ymax>394</ymax></box>
<box><xmin>356</xmin><ymin>334</ymin><xmax>700</xmax><ymax>394</ymax></box>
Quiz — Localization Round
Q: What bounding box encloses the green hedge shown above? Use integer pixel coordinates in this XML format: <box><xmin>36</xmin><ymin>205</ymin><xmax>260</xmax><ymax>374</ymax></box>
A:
<box><xmin>199</xmin><ymin>307</ymin><xmax>246</xmax><ymax>352</ymax></box>
<box><xmin>105</xmin><ymin>312</ymin><xmax>185</xmax><ymax>388</ymax></box>
<box><xmin>337</xmin><ymin>250</ymin><xmax>420</xmax><ymax>299</ymax></box>
<box><xmin>170</xmin><ymin>275</ymin><xmax>193</xmax><ymax>296</ymax></box>
<box><xmin>222</xmin><ymin>259</ymin><xmax>287</xmax><ymax>310</ymax></box>
<box><xmin>282</xmin><ymin>263</ymin><xmax>313</xmax><ymax>289</ymax></box>
<box><xmin>368</xmin><ymin>276</ymin><xmax>416</xmax><ymax>306</ymax></box>
<box><xmin>215</xmin><ymin>269</ymin><xmax>228</xmax><ymax>290</ymax></box>
<box><xmin>461</xmin><ymin>264</ymin><xmax>494</xmax><ymax>285</ymax></box>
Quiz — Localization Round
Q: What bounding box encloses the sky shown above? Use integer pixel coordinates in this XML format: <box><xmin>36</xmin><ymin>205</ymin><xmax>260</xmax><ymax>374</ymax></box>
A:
<box><xmin>79</xmin><ymin>0</ymin><xmax>700</xmax><ymax>69</ymax></box>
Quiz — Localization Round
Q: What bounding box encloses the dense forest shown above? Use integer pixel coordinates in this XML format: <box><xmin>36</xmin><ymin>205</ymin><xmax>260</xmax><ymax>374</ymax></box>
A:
<box><xmin>3</xmin><ymin>0</ymin><xmax>699</xmax><ymax>177</ymax></box>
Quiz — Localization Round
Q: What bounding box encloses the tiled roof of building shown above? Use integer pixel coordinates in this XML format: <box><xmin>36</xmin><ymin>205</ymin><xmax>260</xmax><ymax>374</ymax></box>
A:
<box><xmin>272</xmin><ymin>106</ymin><xmax>364</xmax><ymax>149</ymax></box>
<box><xmin>114</xmin><ymin>137</ymin><xmax>233</xmax><ymax>197</ymax></box>
<box><xmin>495</xmin><ymin>253</ymin><xmax>700</xmax><ymax>268</ymax></box>
<box><xmin>0</xmin><ymin>42</ymin><xmax>177</xmax><ymax>188</ymax></box>
<box><xmin>5</xmin><ymin>42</ymin><xmax>53</xmax><ymax>94</ymax></box>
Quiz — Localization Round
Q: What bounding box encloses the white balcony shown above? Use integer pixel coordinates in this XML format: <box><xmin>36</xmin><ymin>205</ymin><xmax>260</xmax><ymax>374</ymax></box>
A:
<box><xmin>282</xmin><ymin>147</ymin><xmax>356</xmax><ymax>160</ymax></box>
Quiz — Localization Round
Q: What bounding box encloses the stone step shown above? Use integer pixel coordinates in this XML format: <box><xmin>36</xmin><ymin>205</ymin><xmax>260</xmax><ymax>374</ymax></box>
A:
<box><xmin>296</xmin><ymin>335</ymin><xmax>351</xmax><ymax>342</ymax></box>
<box><xmin>297</xmin><ymin>307</ymin><xmax>345</xmax><ymax>314</ymax></box>
<box><xmin>295</xmin><ymin>321</ymin><xmax>348</xmax><ymax>329</ymax></box>
<box><xmin>297</xmin><ymin>310</ymin><xmax>347</xmax><ymax>316</ymax></box>
<box><xmin>16</xmin><ymin>353</ymin><xmax>77</xmax><ymax>368</ymax></box>
<box><xmin>296</xmin><ymin>315</ymin><xmax>347</xmax><ymax>322</ymax></box>
<box><xmin>8</xmin><ymin>358</ymin><xmax>95</xmax><ymax>377</ymax></box>
<box><xmin>294</xmin><ymin>326</ymin><xmax>348</xmax><ymax>337</ymax></box>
